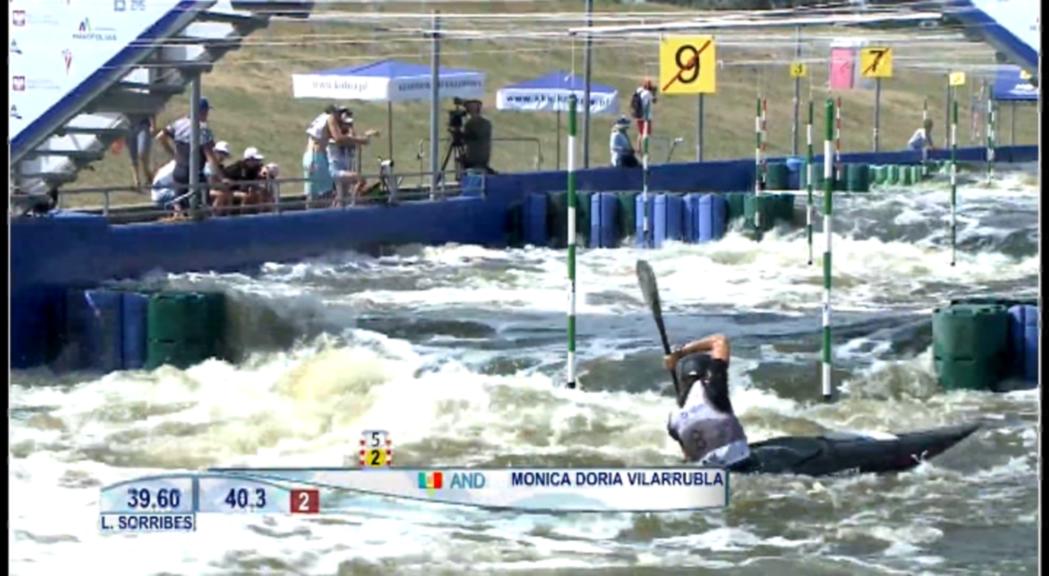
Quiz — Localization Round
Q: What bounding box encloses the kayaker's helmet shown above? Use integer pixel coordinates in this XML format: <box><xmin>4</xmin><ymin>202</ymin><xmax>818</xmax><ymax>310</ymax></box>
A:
<box><xmin>675</xmin><ymin>353</ymin><xmax>713</xmax><ymax>407</ymax></box>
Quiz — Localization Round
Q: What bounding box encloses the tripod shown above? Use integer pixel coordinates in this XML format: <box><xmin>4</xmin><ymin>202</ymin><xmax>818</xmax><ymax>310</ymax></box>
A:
<box><xmin>437</xmin><ymin>133</ymin><xmax>466</xmax><ymax>186</ymax></box>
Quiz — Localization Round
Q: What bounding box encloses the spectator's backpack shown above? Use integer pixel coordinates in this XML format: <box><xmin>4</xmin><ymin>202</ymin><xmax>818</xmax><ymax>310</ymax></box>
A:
<box><xmin>630</xmin><ymin>90</ymin><xmax>644</xmax><ymax>119</ymax></box>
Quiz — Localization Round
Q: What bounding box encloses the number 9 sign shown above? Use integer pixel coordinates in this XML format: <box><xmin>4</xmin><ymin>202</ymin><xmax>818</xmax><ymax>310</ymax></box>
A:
<box><xmin>659</xmin><ymin>36</ymin><xmax>717</xmax><ymax>94</ymax></box>
<box><xmin>358</xmin><ymin>430</ymin><xmax>393</xmax><ymax>468</ymax></box>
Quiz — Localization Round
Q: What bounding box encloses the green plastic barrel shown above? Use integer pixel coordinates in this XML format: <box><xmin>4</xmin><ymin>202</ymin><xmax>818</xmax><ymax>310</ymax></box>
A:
<box><xmin>846</xmin><ymin>164</ymin><xmax>870</xmax><ymax>192</ymax></box>
<box><xmin>765</xmin><ymin>162</ymin><xmax>790</xmax><ymax>191</ymax></box>
<box><xmin>912</xmin><ymin>165</ymin><xmax>924</xmax><ymax>183</ymax></box>
<box><xmin>145</xmin><ymin>340</ymin><xmax>210</xmax><ymax>370</ymax></box>
<box><xmin>147</xmin><ymin>292</ymin><xmax>209</xmax><ymax>342</ymax></box>
<box><xmin>744</xmin><ymin>195</ymin><xmax>776</xmax><ymax>232</ymax></box>
<box><xmin>201</xmin><ymin>292</ymin><xmax>227</xmax><ymax>359</ymax></box>
<box><xmin>934</xmin><ymin>356</ymin><xmax>1003</xmax><ymax>391</ymax></box>
<box><xmin>547</xmin><ymin>191</ymin><xmax>568</xmax><ymax>248</ymax></box>
<box><xmin>799</xmin><ymin>162</ymin><xmax>824</xmax><ymax>189</ymax></box>
<box><xmin>886</xmin><ymin>165</ymin><xmax>900</xmax><ymax>185</ymax></box>
<box><xmin>901</xmin><ymin>165</ymin><xmax>915</xmax><ymax>186</ymax></box>
<box><xmin>933</xmin><ymin>304</ymin><xmax>1009</xmax><ymax>360</ymax></box>
<box><xmin>616</xmin><ymin>191</ymin><xmax>637</xmax><ymax>242</ymax></box>
<box><xmin>774</xmin><ymin>193</ymin><xmax>795</xmax><ymax>223</ymax></box>
<box><xmin>725</xmin><ymin>192</ymin><xmax>746</xmax><ymax>221</ymax></box>
<box><xmin>869</xmin><ymin>165</ymin><xmax>885</xmax><ymax>185</ymax></box>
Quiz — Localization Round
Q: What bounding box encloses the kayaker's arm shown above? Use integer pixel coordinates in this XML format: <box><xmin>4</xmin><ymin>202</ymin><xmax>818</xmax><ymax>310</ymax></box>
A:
<box><xmin>664</xmin><ymin>334</ymin><xmax>731</xmax><ymax>370</ymax></box>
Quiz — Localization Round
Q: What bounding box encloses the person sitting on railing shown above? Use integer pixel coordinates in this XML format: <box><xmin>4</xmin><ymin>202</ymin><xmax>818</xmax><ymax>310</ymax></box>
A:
<box><xmin>150</xmin><ymin>159</ymin><xmax>182</xmax><ymax>216</ymax></box>
<box><xmin>155</xmin><ymin>98</ymin><xmax>229</xmax><ymax>217</ymax></box>
<box><xmin>206</xmin><ymin>141</ymin><xmax>234</xmax><ymax>213</ymax></box>
<box><xmin>329</xmin><ymin>110</ymin><xmax>379</xmax><ymax>208</ymax></box>
<box><xmin>610</xmin><ymin>116</ymin><xmax>640</xmax><ymax>168</ymax></box>
<box><xmin>259</xmin><ymin>163</ymin><xmax>280</xmax><ymax>213</ymax></box>
<box><xmin>222</xmin><ymin>147</ymin><xmax>267</xmax><ymax>214</ymax></box>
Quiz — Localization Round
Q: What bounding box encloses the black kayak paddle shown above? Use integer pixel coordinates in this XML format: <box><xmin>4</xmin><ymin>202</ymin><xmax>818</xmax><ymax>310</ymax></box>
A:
<box><xmin>636</xmin><ymin>259</ymin><xmax>683</xmax><ymax>405</ymax></box>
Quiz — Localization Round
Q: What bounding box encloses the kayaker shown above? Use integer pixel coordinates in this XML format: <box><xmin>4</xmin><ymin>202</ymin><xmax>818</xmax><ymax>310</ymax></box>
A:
<box><xmin>663</xmin><ymin>334</ymin><xmax>751</xmax><ymax>467</ymax></box>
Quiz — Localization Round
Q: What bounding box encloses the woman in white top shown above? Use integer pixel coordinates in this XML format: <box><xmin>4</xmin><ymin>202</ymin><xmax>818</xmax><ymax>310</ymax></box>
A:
<box><xmin>908</xmin><ymin>119</ymin><xmax>935</xmax><ymax>153</ymax></box>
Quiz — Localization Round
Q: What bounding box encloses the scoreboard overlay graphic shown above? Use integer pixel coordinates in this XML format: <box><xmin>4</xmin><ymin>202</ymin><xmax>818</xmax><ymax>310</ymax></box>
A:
<box><xmin>98</xmin><ymin>432</ymin><xmax>729</xmax><ymax>533</ymax></box>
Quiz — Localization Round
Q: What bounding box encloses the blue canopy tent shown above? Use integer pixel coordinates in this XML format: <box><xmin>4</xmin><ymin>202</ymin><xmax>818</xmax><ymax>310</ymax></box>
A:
<box><xmin>497</xmin><ymin>71</ymin><xmax>619</xmax><ymax>170</ymax></box>
<box><xmin>292</xmin><ymin>59</ymin><xmax>485</xmax><ymax>165</ymax></box>
<box><xmin>990</xmin><ymin>65</ymin><xmax>1038</xmax><ymax>145</ymax></box>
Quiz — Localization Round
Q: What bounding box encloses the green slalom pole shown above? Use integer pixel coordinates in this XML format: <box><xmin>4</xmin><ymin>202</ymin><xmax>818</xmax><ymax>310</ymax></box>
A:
<box><xmin>951</xmin><ymin>99</ymin><xmax>958</xmax><ymax>267</ymax></box>
<box><xmin>806</xmin><ymin>99</ymin><xmax>814</xmax><ymax>265</ymax></box>
<box><xmin>754</xmin><ymin>98</ymin><xmax>762</xmax><ymax>229</ymax></box>
<box><xmin>567</xmin><ymin>95</ymin><xmax>578</xmax><ymax>389</ymax></box>
<box><xmin>822</xmin><ymin>98</ymin><xmax>834</xmax><ymax>401</ymax></box>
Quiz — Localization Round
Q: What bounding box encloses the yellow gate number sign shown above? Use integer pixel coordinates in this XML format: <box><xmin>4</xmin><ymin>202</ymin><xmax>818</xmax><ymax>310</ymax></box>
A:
<box><xmin>659</xmin><ymin>36</ymin><xmax>717</xmax><ymax>94</ymax></box>
<box><xmin>790</xmin><ymin>62</ymin><xmax>807</xmax><ymax>78</ymax></box>
<box><xmin>860</xmin><ymin>47</ymin><xmax>893</xmax><ymax>78</ymax></box>
<box><xmin>949</xmin><ymin>71</ymin><xmax>967</xmax><ymax>86</ymax></box>
<box><xmin>359</xmin><ymin>429</ymin><xmax>392</xmax><ymax>467</ymax></box>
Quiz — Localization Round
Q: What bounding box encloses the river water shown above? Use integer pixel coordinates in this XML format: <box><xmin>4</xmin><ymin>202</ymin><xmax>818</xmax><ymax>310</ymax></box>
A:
<box><xmin>10</xmin><ymin>166</ymin><xmax>1040</xmax><ymax>575</ymax></box>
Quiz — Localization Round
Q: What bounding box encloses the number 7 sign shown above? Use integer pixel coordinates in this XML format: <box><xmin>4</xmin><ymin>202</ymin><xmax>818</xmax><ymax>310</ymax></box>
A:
<box><xmin>860</xmin><ymin>47</ymin><xmax>893</xmax><ymax>78</ymax></box>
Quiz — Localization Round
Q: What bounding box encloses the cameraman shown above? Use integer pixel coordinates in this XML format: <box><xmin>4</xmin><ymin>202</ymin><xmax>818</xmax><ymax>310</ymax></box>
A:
<box><xmin>461</xmin><ymin>99</ymin><xmax>495</xmax><ymax>174</ymax></box>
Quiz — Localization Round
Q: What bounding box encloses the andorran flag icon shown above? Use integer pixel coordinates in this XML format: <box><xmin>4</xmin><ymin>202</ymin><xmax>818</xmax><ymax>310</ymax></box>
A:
<box><xmin>418</xmin><ymin>471</ymin><xmax>443</xmax><ymax>491</ymax></box>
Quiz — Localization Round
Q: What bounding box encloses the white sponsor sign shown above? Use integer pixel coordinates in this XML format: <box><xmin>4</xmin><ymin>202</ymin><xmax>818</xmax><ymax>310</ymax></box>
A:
<box><xmin>9</xmin><ymin>0</ymin><xmax>187</xmax><ymax>145</ymax></box>
<box><xmin>291</xmin><ymin>71</ymin><xmax>485</xmax><ymax>103</ymax></box>
<box><xmin>496</xmin><ymin>89</ymin><xmax>619</xmax><ymax>115</ymax></box>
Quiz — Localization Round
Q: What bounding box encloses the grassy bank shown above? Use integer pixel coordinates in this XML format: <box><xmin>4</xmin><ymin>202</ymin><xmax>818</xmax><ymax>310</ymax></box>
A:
<box><xmin>65</xmin><ymin>0</ymin><xmax>1038</xmax><ymax>207</ymax></box>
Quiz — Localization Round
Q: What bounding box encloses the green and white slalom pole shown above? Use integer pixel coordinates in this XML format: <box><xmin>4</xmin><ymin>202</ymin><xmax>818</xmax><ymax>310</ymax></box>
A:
<box><xmin>822</xmin><ymin>98</ymin><xmax>835</xmax><ymax>401</ymax></box>
<box><xmin>642</xmin><ymin>103</ymin><xmax>651</xmax><ymax>247</ymax></box>
<box><xmin>806</xmin><ymin>99</ymin><xmax>814</xmax><ymax>265</ymax></box>
<box><xmin>754</xmin><ymin>98</ymin><xmax>762</xmax><ymax>229</ymax></box>
<box><xmin>986</xmin><ymin>96</ymin><xmax>996</xmax><ymax>181</ymax></box>
<box><xmin>950</xmin><ymin>99</ymin><xmax>958</xmax><ymax>267</ymax></box>
<box><xmin>567</xmin><ymin>95</ymin><xmax>578</xmax><ymax>389</ymax></box>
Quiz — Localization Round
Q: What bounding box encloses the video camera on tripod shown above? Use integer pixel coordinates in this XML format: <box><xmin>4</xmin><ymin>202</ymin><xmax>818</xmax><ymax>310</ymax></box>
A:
<box><xmin>447</xmin><ymin>97</ymin><xmax>468</xmax><ymax>144</ymax></box>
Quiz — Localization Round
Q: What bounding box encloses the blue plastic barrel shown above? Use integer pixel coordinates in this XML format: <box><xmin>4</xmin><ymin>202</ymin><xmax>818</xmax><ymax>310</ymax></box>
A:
<box><xmin>1008</xmin><ymin>305</ymin><xmax>1039</xmax><ymax>382</ymax></box>
<box><xmin>698</xmin><ymin>194</ymin><xmax>727</xmax><ymax>243</ymax></box>
<box><xmin>682</xmin><ymin>193</ymin><xmax>701</xmax><ymax>243</ymax></box>
<box><xmin>634</xmin><ymin>194</ymin><xmax>655</xmax><ymax>248</ymax></box>
<box><xmin>654</xmin><ymin>194</ymin><xmax>684</xmax><ymax>248</ymax></box>
<box><xmin>590</xmin><ymin>192</ymin><xmax>618</xmax><ymax>248</ymax></box>
<box><xmin>1024</xmin><ymin>308</ymin><xmax>1038</xmax><ymax>382</ymax></box>
<box><xmin>522</xmin><ymin>193</ymin><xmax>548</xmax><ymax>247</ymax></box>
<box><xmin>69</xmin><ymin>289</ymin><xmax>123</xmax><ymax>372</ymax></box>
<box><xmin>122</xmin><ymin>292</ymin><xmax>149</xmax><ymax>370</ymax></box>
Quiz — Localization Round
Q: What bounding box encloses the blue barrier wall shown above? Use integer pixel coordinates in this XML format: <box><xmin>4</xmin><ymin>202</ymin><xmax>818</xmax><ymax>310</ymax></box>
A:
<box><xmin>11</xmin><ymin>145</ymin><xmax>1037</xmax><ymax>367</ymax></box>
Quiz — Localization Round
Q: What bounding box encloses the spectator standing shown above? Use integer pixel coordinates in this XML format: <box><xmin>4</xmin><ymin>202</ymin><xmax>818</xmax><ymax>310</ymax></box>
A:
<box><xmin>908</xmin><ymin>118</ymin><xmax>936</xmax><ymax>153</ymax></box>
<box><xmin>630</xmin><ymin>79</ymin><xmax>657</xmax><ymax>151</ymax></box>
<box><xmin>328</xmin><ymin>109</ymin><xmax>378</xmax><ymax>208</ymax></box>
<box><xmin>462</xmin><ymin>99</ymin><xmax>494</xmax><ymax>174</ymax></box>
<box><xmin>610</xmin><ymin>116</ymin><xmax>640</xmax><ymax>168</ymax></box>
<box><xmin>126</xmin><ymin>113</ymin><xmax>155</xmax><ymax>194</ymax></box>
<box><xmin>155</xmin><ymin>98</ymin><xmax>228</xmax><ymax>211</ymax></box>
<box><xmin>303</xmin><ymin>105</ymin><xmax>346</xmax><ymax>208</ymax></box>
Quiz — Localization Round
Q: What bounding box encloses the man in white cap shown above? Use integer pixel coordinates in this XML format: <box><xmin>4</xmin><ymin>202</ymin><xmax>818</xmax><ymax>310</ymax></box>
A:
<box><xmin>219</xmin><ymin>146</ymin><xmax>267</xmax><ymax>214</ymax></box>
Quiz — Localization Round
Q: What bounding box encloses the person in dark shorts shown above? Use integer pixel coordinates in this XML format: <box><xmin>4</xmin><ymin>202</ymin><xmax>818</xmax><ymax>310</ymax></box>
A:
<box><xmin>155</xmin><ymin>98</ymin><xmax>228</xmax><ymax>214</ymax></box>
<box><xmin>663</xmin><ymin>333</ymin><xmax>750</xmax><ymax>467</ymax></box>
